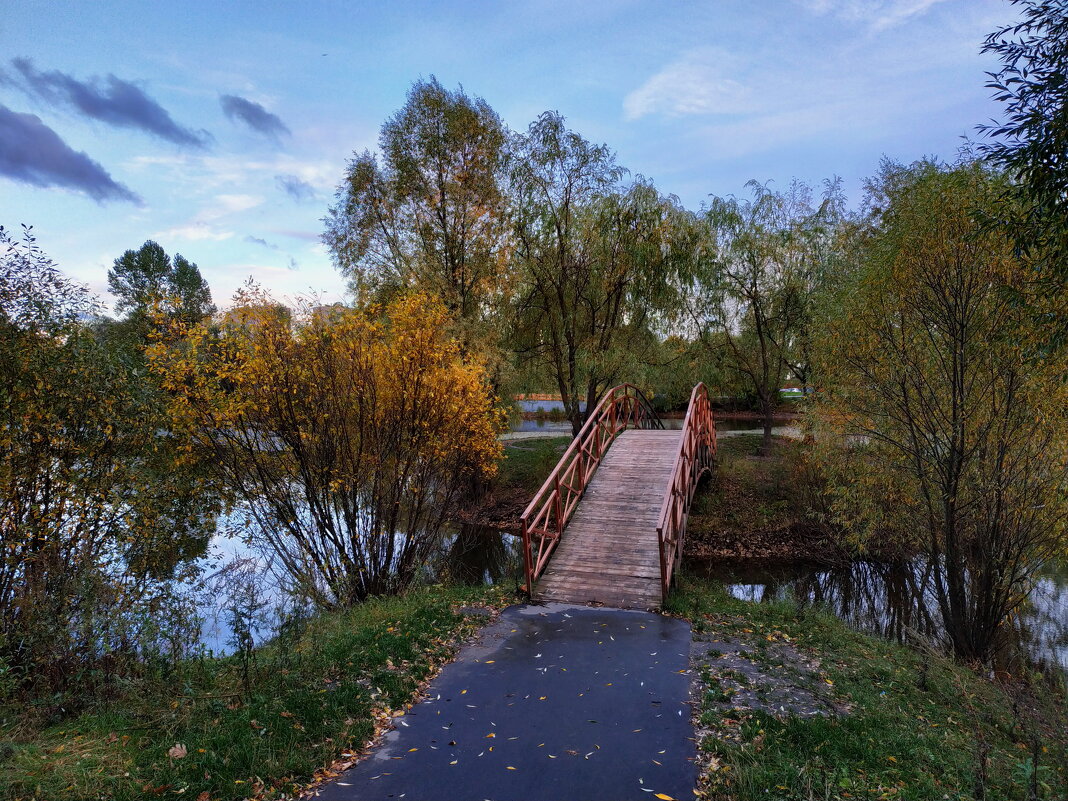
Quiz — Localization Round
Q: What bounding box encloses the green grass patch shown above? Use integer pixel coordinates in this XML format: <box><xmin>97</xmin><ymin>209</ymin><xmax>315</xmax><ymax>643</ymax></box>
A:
<box><xmin>667</xmin><ymin>575</ymin><xmax>1068</xmax><ymax>800</ymax></box>
<box><xmin>498</xmin><ymin>436</ymin><xmax>571</xmax><ymax>493</ymax></box>
<box><xmin>1</xmin><ymin>584</ymin><xmax>515</xmax><ymax>801</ymax></box>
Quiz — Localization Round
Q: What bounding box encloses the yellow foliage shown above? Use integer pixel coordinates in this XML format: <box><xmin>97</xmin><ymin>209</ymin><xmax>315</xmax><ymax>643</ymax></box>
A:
<box><xmin>149</xmin><ymin>290</ymin><xmax>505</xmax><ymax>604</ymax></box>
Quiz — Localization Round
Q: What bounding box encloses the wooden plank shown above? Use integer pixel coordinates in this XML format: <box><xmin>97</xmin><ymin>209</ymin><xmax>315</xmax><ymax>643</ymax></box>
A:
<box><xmin>533</xmin><ymin>427</ymin><xmax>683</xmax><ymax>609</ymax></box>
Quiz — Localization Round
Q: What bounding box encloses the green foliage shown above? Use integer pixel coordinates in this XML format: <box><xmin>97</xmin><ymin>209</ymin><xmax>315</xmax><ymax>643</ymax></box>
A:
<box><xmin>508</xmin><ymin>112</ymin><xmax>693</xmax><ymax>433</ymax></box>
<box><xmin>324</xmin><ymin>76</ymin><xmax>510</xmax><ymax>380</ymax></box>
<box><xmin>1</xmin><ymin>584</ymin><xmax>513</xmax><ymax>801</ymax></box>
<box><xmin>690</xmin><ymin>179</ymin><xmax>846</xmax><ymax>449</ymax></box>
<box><xmin>980</xmin><ymin>1</ymin><xmax>1068</xmax><ymax>304</ymax></box>
<box><xmin>108</xmin><ymin>240</ymin><xmax>215</xmax><ymax>330</ymax></box>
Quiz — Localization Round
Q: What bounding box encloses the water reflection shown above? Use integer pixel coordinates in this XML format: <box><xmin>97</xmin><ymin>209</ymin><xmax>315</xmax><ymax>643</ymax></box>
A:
<box><xmin>688</xmin><ymin>558</ymin><xmax>1068</xmax><ymax>678</ymax></box>
<box><xmin>438</xmin><ymin>524</ymin><xmax>524</xmax><ymax>588</ymax></box>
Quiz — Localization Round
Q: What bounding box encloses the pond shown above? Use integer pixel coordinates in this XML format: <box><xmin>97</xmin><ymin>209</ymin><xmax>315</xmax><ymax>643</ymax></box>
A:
<box><xmin>194</xmin><ymin>521</ymin><xmax>1067</xmax><ymax>685</ymax></box>
<box><xmin>686</xmin><ymin>557</ymin><xmax>1068</xmax><ymax>680</ymax></box>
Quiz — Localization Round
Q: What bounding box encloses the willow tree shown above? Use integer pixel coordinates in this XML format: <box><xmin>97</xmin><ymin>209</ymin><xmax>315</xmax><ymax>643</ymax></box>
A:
<box><xmin>508</xmin><ymin>112</ymin><xmax>689</xmax><ymax>435</ymax></box>
<box><xmin>324</xmin><ymin>78</ymin><xmax>510</xmax><ymax>358</ymax></box>
<box><xmin>811</xmin><ymin>161</ymin><xmax>1068</xmax><ymax>663</ymax></box>
<box><xmin>150</xmin><ymin>291</ymin><xmax>503</xmax><ymax>607</ymax></box>
<box><xmin>688</xmin><ymin>180</ymin><xmax>843</xmax><ymax>453</ymax></box>
<box><xmin>980</xmin><ymin>0</ymin><xmax>1068</xmax><ymax>345</ymax></box>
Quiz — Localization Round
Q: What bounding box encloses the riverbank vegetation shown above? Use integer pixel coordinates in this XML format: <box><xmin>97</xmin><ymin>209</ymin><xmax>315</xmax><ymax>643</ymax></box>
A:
<box><xmin>669</xmin><ymin>575</ymin><xmax>1068</xmax><ymax>800</ymax></box>
<box><xmin>1</xmin><ymin>584</ymin><xmax>511</xmax><ymax>801</ymax></box>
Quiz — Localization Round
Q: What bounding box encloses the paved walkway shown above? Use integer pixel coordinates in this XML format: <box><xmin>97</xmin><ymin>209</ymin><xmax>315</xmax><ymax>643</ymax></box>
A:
<box><xmin>312</xmin><ymin>604</ymin><xmax>696</xmax><ymax>801</ymax></box>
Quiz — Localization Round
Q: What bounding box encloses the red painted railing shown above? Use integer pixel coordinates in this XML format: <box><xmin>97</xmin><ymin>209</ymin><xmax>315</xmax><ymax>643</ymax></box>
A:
<box><xmin>655</xmin><ymin>382</ymin><xmax>716</xmax><ymax>597</ymax></box>
<box><xmin>519</xmin><ymin>384</ymin><xmax>663</xmax><ymax>593</ymax></box>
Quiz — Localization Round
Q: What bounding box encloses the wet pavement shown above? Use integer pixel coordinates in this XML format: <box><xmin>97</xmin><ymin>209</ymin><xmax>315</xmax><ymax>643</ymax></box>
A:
<box><xmin>312</xmin><ymin>603</ymin><xmax>696</xmax><ymax>801</ymax></box>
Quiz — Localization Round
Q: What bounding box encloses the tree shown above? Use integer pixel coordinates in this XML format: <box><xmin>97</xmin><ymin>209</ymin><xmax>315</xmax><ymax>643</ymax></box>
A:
<box><xmin>149</xmin><ymin>290</ymin><xmax>504</xmax><ymax>607</ymax></box>
<box><xmin>811</xmin><ymin>161</ymin><xmax>1068</xmax><ymax>662</ymax></box>
<box><xmin>108</xmin><ymin>240</ymin><xmax>215</xmax><ymax>330</ymax></box>
<box><xmin>324</xmin><ymin>77</ymin><xmax>510</xmax><ymax>350</ymax></box>
<box><xmin>689</xmin><ymin>180</ymin><xmax>842</xmax><ymax>453</ymax></box>
<box><xmin>508</xmin><ymin>112</ymin><xmax>689</xmax><ymax>435</ymax></box>
<box><xmin>979</xmin><ymin>0</ymin><xmax>1068</xmax><ymax>339</ymax></box>
<box><xmin>1</xmin><ymin>226</ymin><xmax>219</xmax><ymax>690</ymax></box>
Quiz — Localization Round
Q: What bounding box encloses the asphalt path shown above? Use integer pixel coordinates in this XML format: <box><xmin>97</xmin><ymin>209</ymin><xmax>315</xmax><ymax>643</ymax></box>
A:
<box><xmin>312</xmin><ymin>603</ymin><xmax>696</xmax><ymax>801</ymax></box>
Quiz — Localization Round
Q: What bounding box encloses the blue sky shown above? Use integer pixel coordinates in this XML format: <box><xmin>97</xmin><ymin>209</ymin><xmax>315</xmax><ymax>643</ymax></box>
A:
<box><xmin>1</xmin><ymin>0</ymin><xmax>1013</xmax><ymax>310</ymax></box>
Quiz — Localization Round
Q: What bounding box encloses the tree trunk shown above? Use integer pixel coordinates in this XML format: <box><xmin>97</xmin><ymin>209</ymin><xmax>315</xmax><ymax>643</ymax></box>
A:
<box><xmin>760</xmin><ymin>394</ymin><xmax>775</xmax><ymax>456</ymax></box>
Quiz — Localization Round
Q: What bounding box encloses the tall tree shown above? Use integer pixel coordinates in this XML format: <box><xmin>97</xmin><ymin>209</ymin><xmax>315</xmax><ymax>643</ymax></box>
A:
<box><xmin>108</xmin><ymin>240</ymin><xmax>215</xmax><ymax>330</ymax></box>
<box><xmin>811</xmin><ymin>161</ymin><xmax>1068</xmax><ymax>662</ymax></box>
<box><xmin>688</xmin><ymin>180</ymin><xmax>841</xmax><ymax>453</ymax></box>
<box><xmin>508</xmin><ymin>112</ymin><xmax>688</xmax><ymax>435</ymax></box>
<box><xmin>324</xmin><ymin>77</ymin><xmax>509</xmax><ymax>350</ymax></box>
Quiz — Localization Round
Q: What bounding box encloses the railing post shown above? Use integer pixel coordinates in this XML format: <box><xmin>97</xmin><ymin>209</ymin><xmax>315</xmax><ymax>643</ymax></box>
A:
<box><xmin>553</xmin><ymin>474</ymin><xmax>563</xmax><ymax>539</ymax></box>
<box><xmin>521</xmin><ymin>518</ymin><xmax>533</xmax><ymax>595</ymax></box>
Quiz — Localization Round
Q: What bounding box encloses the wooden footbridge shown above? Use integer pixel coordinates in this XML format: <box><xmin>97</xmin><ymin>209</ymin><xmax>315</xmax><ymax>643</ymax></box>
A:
<box><xmin>520</xmin><ymin>384</ymin><xmax>717</xmax><ymax>609</ymax></box>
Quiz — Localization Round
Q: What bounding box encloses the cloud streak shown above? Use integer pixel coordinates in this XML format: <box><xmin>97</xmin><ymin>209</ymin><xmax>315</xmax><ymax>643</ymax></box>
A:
<box><xmin>794</xmin><ymin>0</ymin><xmax>951</xmax><ymax>31</ymax></box>
<box><xmin>220</xmin><ymin>95</ymin><xmax>290</xmax><ymax>140</ymax></box>
<box><xmin>245</xmin><ymin>235</ymin><xmax>279</xmax><ymax>249</ymax></box>
<box><xmin>3</xmin><ymin>58</ymin><xmax>211</xmax><ymax>148</ymax></box>
<box><xmin>0</xmin><ymin>104</ymin><xmax>140</xmax><ymax>203</ymax></box>
<box><xmin>275</xmin><ymin>173</ymin><xmax>316</xmax><ymax>200</ymax></box>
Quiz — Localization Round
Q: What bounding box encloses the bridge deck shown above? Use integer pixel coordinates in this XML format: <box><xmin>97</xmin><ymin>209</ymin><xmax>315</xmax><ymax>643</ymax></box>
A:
<box><xmin>535</xmin><ymin>428</ymin><xmax>681</xmax><ymax>609</ymax></box>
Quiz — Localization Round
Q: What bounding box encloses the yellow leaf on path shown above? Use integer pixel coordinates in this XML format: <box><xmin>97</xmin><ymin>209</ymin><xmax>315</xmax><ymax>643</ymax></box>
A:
<box><xmin>655</xmin><ymin>794</ymin><xmax>675</xmax><ymax>800</ymax></box>
<box><xmin>507</xmin><ymin>766</ymin><xmax>516</xmax><ymax>770</ymax></box>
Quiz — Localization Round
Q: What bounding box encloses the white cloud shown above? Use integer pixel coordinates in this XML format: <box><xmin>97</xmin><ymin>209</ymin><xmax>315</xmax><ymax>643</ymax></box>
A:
<box><xmin>156</xmin><ymin>224</ymin><xmax>235</xmax><ymax>242</ymax></box>
<box><xmin>207</xmin><ymin>193</ymin><xmax>263</xmax><ymax>217</ymax></box>
<box><xmin>623</xmin><ymin>49</ymin><xmax>756</xmax><ymax>121</ymax></box>
<box><xmin>794</xmin><ymin>0</ymin><xmax>951</xmax><ymax>31</ymax></box>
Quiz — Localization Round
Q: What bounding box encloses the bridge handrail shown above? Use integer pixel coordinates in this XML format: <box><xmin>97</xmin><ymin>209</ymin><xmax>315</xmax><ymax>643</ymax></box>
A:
<box><xmin>519</xmin><ymin>384</ymin><xmax>663</xmax><ymax>593</ymax></box>
<box><xmin>655</xmin><ymin>382</ymin><xmax>717</xmax><ymax>597</ymax></box>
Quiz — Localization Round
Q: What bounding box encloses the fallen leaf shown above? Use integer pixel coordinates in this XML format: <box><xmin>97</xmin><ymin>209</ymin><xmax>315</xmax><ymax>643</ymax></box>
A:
<box><xmin>168</xmin><ymin>744</ymin><xmax>188</xmax><ymax>760</ymax></box>
<box><xmin>655</xmin><ymin>795</ymin><xmax>675</xmax><ymax>800</ymax></box>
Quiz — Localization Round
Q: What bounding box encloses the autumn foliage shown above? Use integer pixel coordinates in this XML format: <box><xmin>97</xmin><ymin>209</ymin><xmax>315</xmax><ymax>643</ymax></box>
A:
<box><xmin>810</xmin><ymin>162</ymin><xmax>1068</xmax><ymax>661</ymax></box>
<box><xmin>149</xmin><ymin>290</ymin><xmax>504</xmax><ymax>607</ymax></box>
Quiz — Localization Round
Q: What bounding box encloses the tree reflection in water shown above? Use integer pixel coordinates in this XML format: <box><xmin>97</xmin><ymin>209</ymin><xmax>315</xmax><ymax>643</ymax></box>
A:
<box><xmin>688</xmin><ymin>558</ymin><xmax>1068</xmax><ymax>679</ymax></box>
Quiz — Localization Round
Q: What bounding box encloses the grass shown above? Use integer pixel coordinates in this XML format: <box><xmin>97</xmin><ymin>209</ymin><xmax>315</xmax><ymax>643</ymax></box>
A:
<box><xmin>667</xmin><ymin>575</ymin><xmax>1068</xmax><ymax>801</ymax></box>
<box><xmin>1</xmin><ymin>584</ymin><xmax>516</xmax><ymax>801</ymax></box>
<box><xmin>497</xmin><ymin>436</ymin><xmax>571</xmax><ymax>493</ymax></box>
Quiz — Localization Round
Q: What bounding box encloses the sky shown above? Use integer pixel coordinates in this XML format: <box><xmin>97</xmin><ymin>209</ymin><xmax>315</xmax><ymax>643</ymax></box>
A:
<box><xmin>0</xmin><ymin>0</ymin><xmax>1016</xmax><ymax>312</ymax></box>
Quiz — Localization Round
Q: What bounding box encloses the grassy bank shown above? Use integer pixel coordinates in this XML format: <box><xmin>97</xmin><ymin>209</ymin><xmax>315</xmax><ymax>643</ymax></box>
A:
<box><xmin>1</xmin><ymin>584</ymin><xmax>514</xmax><ymax>801</ymax></box>
<box><xmin>686</xmin><ymin>434</ymin><xmax>837</xmax><ymax>562</ymax></box>
<box><xmin>667</xmin><ymin>575</ymin><xmax>1068</xmax><ymax>800</ymax></box>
